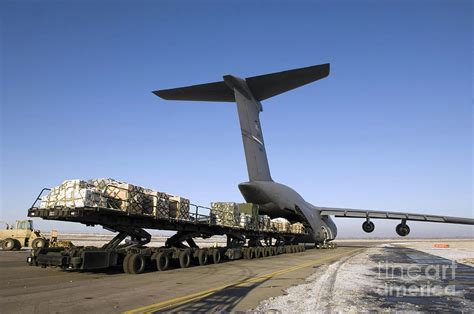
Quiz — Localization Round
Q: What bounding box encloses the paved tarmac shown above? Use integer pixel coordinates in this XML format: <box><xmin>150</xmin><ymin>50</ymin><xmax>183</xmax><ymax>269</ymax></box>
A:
<box><xmin>0</xmin><ymin>243</ymin><xmax>365</xmax><ymax>313</ymax></box>
<box><xmin>1</xmin><ymin>240</ymin><xmax>471</xmax><ymax>313</ymax></box>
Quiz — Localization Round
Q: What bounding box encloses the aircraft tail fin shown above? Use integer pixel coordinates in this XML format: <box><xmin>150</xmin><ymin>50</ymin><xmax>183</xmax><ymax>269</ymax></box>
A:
<box><xmin>153</xmin><ymin>63</ymin><xmax>330</xmax><ymax>182</ymax></box>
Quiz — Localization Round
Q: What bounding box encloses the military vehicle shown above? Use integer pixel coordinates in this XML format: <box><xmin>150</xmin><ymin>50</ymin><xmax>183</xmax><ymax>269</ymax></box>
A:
<box><xmin>0</xmin><ymin>220</ymin><xmax>48</xmax><ymax>250</ymax></box>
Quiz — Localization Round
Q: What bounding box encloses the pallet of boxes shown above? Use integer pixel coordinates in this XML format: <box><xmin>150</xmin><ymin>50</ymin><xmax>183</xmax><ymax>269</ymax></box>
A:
<box><xmin>40</xmin><ymin>178</ymin><xmax>190</xmax><ymax>221</ymax></box>
<box><xmin>290</xmin><ymin>222</ymin><xmax>305</xmax><ymax>234</ymax></box>
<box><xmin>210</xmin><ymin>202</ymin><xmax>240</xmax><ymax>228</ymax></box>
<box><xmin>259</xmin><ymin>214</ymin><xmax>271</xmax><ymax>232</ymax></box>
<box><xmin>271</xmin><ymin>218</ymin><xmax>291</xmax><ymax>233</ymax></box>
<box><xmin>210</xmin><ymin>202</ymin><xmax>260</xmax><ymax>230</ymax></box>
<box><xmin>40</xmin><ymin>180</ymin><xmax>106</xmax><ymax>209</ymax></box>
<box><xmin>238</xmin><ymin>203</ymin><xmax>259</xmax><ymax>230</ymax></box>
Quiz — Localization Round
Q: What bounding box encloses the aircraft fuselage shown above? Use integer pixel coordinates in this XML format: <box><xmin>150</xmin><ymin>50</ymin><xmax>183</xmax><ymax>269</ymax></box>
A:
<box><xmin>238</xmin><ymin>181</ymin><xmax>337</xmax><ymax>242</ymax></box>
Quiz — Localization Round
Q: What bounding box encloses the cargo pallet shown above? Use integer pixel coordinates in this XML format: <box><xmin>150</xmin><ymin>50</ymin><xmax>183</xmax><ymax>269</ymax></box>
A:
<box><xmin>27</xmin><ymin>188</ymin><xmax>309</xmax><ymax>274</ymax></box>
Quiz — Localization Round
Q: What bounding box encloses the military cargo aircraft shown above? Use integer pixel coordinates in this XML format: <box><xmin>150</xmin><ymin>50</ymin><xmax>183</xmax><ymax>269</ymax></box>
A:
<box><xmin>154</xmin><ymin>64</ymin><xmax>473</xmax><ymax>244</ymax></box>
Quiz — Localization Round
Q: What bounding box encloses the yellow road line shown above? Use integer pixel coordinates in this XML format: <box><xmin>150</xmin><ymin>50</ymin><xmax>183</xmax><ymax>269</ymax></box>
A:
<box><xmin>124</xmin><ymin>250</ymin><xmax>357</xmax><ymax>314</ymax></box>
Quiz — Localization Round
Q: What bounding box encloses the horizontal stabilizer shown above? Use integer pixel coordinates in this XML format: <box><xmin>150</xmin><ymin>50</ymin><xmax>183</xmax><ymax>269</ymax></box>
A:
<box><xmin>246</xmin><ymin>63</ymin><xmax>330</xmax><ymax>101</ymax></box>
<box><xmin>153</xmin><ymin>63</ymin><xmax>330</xmax><ymax>102</ymax></box>
<box><xmin>153</xmin><ymin>81</ymin><xmax>235</xmax><ymax>102</ymax></box>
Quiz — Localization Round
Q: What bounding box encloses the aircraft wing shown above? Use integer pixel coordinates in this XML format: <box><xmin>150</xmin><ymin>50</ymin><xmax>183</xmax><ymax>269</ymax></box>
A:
<box><xmin>318</xmin><ymin>207</ymin><xmax>474</xmax><ymax>225</ymax></box>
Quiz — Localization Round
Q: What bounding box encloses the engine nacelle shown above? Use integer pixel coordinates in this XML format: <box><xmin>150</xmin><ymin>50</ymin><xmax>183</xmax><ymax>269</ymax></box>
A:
<box><xmin>362</xmin><ymin>220</ymin><xmax>375</xmax><ymax>233</ymax></box>
<box><xmin>396</xmin><ymin>223</ymin><xmax>410</xmax><ymax>236</ymax></box>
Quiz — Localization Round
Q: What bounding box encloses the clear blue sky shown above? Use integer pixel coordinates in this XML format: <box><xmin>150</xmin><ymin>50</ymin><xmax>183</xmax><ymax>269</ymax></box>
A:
<box><xmin>1</xmin><ymin>0</ymin><xmax>472</xmax><ymax>237</ymax></box>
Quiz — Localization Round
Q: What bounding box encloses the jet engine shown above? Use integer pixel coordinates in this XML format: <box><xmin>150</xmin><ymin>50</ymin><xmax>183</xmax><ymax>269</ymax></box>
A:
<box><xmin>362</xmin><ymin>220</ymin><xmax>375</xmax><ymax>233</ymax></box>
<box><xmin>396</xmin><ymin>222</ymin><xmax>410</xmax><ymax>236</ymax></box>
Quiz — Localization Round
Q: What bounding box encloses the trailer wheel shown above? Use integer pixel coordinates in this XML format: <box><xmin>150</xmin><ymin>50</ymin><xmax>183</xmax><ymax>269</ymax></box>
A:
<box><xmin>128</xmin><ymin>254</ymin><xmax>146</xmax><ymax>274</ymax></box>
<box><xmin>197</xmin><ymin>250</ymin><xmax>208</xmax><ymax>266</ymax></box>
<box><xmin>155</xmin><ymin>252</ymin><xmax>169</xmax><ymax>271</ymax></box>
<box><xmin>31</xmin><ymin>238</ymin><xmax>47</xmax><ymax>250</ymax></box>
<box><xmin>255</xmin><ymin>247</ymin><xmax>262</xmax><ymax>258</ymax></box>
<box><xmin>122</xmin><ymin>254</ymin><xmax>132</xmax><ymax>273</ymax></box>
<box><xmin>211</xmin><ymin>250</ymin><xmax>221</xmax><ymax>264</ymax></box>
<box><xmin>249</xmin><ymin>247</ymin><xmax>255</xmax><ymax>259</ymax></box>
<box><xmin>2</xmin><ymin>238</ymin><xmax>15</xmax><ymax>251</ymax></box>
<box><xmin>179</xmin><ymin>250</ymin><xmax>191</xmax><ymax>268</ymax></box>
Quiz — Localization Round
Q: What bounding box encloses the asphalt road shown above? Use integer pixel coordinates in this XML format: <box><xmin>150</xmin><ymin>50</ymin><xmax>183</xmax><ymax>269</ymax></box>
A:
<box><xmin>0</xmin><ymin>242</ymin><xmax>371</xmax><ymax>313</ymax></box>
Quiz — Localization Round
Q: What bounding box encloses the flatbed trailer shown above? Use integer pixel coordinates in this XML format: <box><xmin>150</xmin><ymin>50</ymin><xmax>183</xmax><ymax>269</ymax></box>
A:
<box><xmin>26</xmin><ymin>189</ymin><xmax>311</xmax><ymax>274</ymax></box>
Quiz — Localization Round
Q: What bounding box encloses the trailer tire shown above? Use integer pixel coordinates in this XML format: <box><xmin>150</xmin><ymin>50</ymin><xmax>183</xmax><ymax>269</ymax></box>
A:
<box><xmin>122</xmin><ymin>254</ymin><xmax>132</xmax><ymax>273</ymax></box>
<box><xmin>32</xmin><ymin>238</ymin><xmax>47</xmax><ymax>250</ymax></box>
<box><xmin>2</xmin><ymin>238</ymin><xmax>15</xmax><ymax>251</ymax></box>
<box><xmin>179</xmin><ymin>250</ymin><xmax>191</xmax><ymax>268</ymax></box>
<box><xmin>128</xmin><ymin>254</ymin><xmax>146</xmax><ymax>274</ymax></box>
<box><xmin>155</xmin><ymin>252</ymin><xmax>169</xmax><ymax>271</ymax></box>
<box><xmin>211</xmin><ymin>250</ymin><xmax>221</xmax><ymax>264</ymax></box>
<box><xmin>197</xmin><ymin>250</ymin><xmax>208</xmax><ymax>266</ymax></box>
